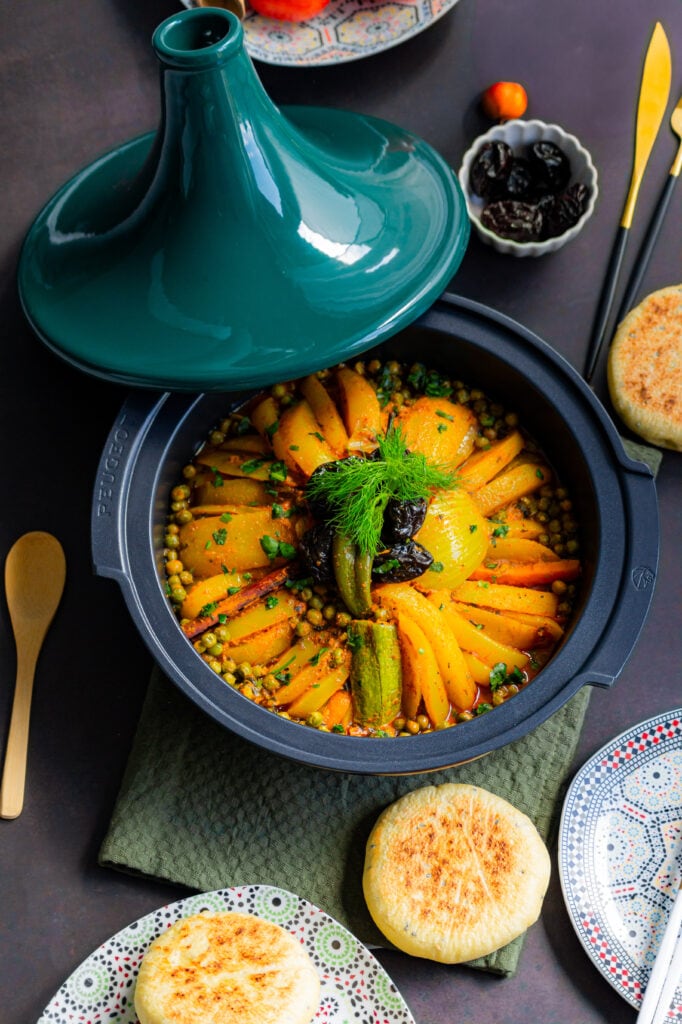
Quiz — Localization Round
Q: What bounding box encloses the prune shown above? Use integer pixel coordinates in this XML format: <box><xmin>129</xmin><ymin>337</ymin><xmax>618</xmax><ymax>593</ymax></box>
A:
<box><xmin>481</xmin><ymin>200</ymin><xmax>543</xmax><ymax>243</ymax></box>
<box><xmin>504</xmin><ymin>157</ymin><xmax>538</xmax><ymax>201</ymax></box>
<box><xmin>528</xmin><ymin>141</ymin><xmax>571</xmax><ymax>193</ymax></box>
<box><xmin>469</xmin><ymin>141</ymin><xmax>513</xmax><ymax>199</ymax></box>
<box><xmin>298</xmin><ymin>521</ymin><xmax>335</xmax><ymax>582</ymax></box>
<box><xmin>380</xmin><ymin>497</ymin><xmax>427</xmax><ymax>546</ymax></box>
<box><xmin>371</xmin><ymin>541</ymin><xmax>434</xmax><ymax>583</ymax></box>
<box><xmin>541</xmin><ymin>182</ymin><xmax>590</xmax><ymax>238</ymax></box>
<box><xmin>305</xmin><ymin>458</ymin><xmax>361</xmax><ymax>519</ymax></box>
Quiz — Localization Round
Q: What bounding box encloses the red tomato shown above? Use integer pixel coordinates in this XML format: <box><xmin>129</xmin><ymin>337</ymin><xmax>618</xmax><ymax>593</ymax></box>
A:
<box><xmin>249</xmin><ymin>0</ymin><xmax>329</xmax><ymax>20</ymax></box>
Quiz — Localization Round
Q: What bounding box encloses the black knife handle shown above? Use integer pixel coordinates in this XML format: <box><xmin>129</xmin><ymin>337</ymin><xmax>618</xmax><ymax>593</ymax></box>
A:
<box><xmin>584</xmin><ymin>224</ymin><xmax>629</xmax><ymax>382</ymax></box>
<box><xmin>616</xmin><ymin>172</ymin><xmax>677</xmax><ymax>323</ymax></box>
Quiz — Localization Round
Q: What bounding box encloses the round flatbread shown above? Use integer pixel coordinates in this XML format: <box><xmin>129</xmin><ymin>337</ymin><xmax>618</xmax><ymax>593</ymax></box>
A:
<box><xmin>608</xmin><ymin>284</ymin><xmax>682</xmax><ymax>451</ymax></box>
<box><xmin>362</xmin><ymin>782</ymin><xmax>550</xmax><ymax>963</ymax></box>
<box><xmin>134</xmin><ymin>911</ymin><xmax>320</xmax><ymax>1024</ymax></box>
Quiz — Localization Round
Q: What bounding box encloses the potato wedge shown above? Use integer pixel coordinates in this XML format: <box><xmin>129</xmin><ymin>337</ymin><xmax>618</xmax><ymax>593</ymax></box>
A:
<box><xmin>397</xmin><ymin>613</ymin><xmax>449</xmax><ymax>726</ymax></box>
<box><xmin>486</xmin><ymin>537</ymin><xmax>559</xmax><ymax>562</ymax></box>
<box><xmin>452</xmin><ymin>602</ymin><xmax>556</xmax><ymax>649</ymax></box>
<box><xmin>178</xmin><ymin>511</ymin><xmax>297</xmax><ymax>577</ymax></box>
<box><xmin>431</xmin><ymin>594</ymin><xmax>529</xmax><ymax>670</ymax></box>
<box><xmin>271</xmin><ymin>399</ymin><xmax>338</xmax><ymax>477</ymax></box>
<box><xmin>300</xmin><ymin>374</ymin><xmax>349</xmax><ymax>454</ymax></box>
<box><xmin>396</xmin><ymin>396</ymin><xmax>478</xmax><ymax>468</ymax></box>
<box><xmin>221</xmin><ymin>587</ymin><xmax>304</xmax><ymax>644</ymax></box>
<box><xmin>452</xmin><ymin>580</ymin><xmax>559</xmax><ymax>618</ymax></box>
<box><xmin>274</xmin><ymin>649</ymin><xmax>348</xmax><ymax>706</ymax></box>
<box><xmin>223</xmin><ymin>620</ymin><xmax>294</xmax><ymax>665</ymax></box>
<box><xmin>458</xmin><ymin>431</ymin><xmax>525</xmax><ymax>490</ymax></box>
<box><xmin>192</xmin><ymin>478</ymin><xmax>277</xmax><ymax>507</ymax></box>
<box><xmin>373</xmin><ymin>584</ymin><xmax>476</xmax><ymax>711</ymax></box>
<box><xmin>286</xmin><ymin>659</ymin><xmax>351</xmax><ymax>719</ymax></box>
<box><xmin>473</xmin><ymin>462</ymin><xmax>552</xmax><ymax>515</ymax></box>
<box><xmin>180</xmin><ymin>569</ymin><xmax>251</xmax><ymax>621</ymax></box>
<box><xmin>336</xmin><ymin>367</ymin><xmax>384</xmax><ymax>452</ymax></box>
<box><xmin>463</xmin><ymin>650</ymin><xmax>494</xmax><ymax>686</ymax></box>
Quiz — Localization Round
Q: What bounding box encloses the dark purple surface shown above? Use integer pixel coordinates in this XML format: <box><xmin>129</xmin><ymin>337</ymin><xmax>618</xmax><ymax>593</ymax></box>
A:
<box><xmin>0</xmin><ymin>1</ymin><xmax>680</xmax><ymax>1021</ymax></box>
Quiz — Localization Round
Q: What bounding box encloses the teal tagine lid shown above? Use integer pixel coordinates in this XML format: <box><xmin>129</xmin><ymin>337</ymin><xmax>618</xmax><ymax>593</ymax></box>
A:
<box><xmin>18</xmin><ymin>8</ymin><xmax>469</xmax><ymax>392</ymax></box>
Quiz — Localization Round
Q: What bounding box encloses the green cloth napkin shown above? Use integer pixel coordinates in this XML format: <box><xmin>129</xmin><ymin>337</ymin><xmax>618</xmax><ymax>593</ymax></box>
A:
<box><xmin>100</xmin><ymin>667</ymin><xmax>591</xmax><ymax>977</ymax></box>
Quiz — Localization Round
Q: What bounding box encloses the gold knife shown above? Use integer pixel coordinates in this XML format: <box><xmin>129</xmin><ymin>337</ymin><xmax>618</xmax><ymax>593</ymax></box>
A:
<box><xmin>584</xmin><ymin>21</ymin><xmax>672</xmax><ymax>382</ymax></box>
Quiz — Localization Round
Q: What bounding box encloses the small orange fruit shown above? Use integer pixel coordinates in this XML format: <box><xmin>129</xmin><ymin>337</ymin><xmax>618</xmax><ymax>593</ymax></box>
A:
<box><xmin>481</xmin><ymin>81</ymin><xmax>528</xmax><ymax>121</ymax></box>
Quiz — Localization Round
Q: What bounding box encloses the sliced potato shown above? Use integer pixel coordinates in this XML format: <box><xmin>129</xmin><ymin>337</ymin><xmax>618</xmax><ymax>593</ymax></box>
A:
<box><xmin>397</xmin><ymin>613</ymin><xmax>449</xmax><ymax>727</ymax></box>
<box><xmin>373</xmin><ymin>584</ymin><xmax>476</xmax><ymax>711</ymax></box>
<box><xmin>300</xmin><ymin>374</ymin><xmax>349</xmax><ymax>454</ymax></box>
<box><xmin>272</xmin><ymin>399</ymin><xmax>338</xmax><ymax>477</ymax></box>
<box><xmin>414</xmin><ymin>489</ymin><xmax>490</xmax><ymax>589</ymax></box>
<box><xmin>336</xmin><ymin>367</ymin><xmax>384</xmax><ymax>452</ymax></box>
<box><xmin>397</xmin><ymin>396</ymin><xmax>477</xmax><ymax>468</ymax></box>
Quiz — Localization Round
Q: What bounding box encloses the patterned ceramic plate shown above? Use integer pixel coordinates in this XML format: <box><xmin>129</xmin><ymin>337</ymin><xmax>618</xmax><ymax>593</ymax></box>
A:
<box><xmin>36</xmin><ymin>885</ymin><xmax>415</xmax><ymax>1023</ymax></box>
<box><xmin>184</xmin><ymin>0</ymin><xmax>461</xmax><ymax>66</ymax></box>
<box><xmin>558</xmin><ymin>709</ymin><xmax>682</xmax><ymax>1015</ymax></box>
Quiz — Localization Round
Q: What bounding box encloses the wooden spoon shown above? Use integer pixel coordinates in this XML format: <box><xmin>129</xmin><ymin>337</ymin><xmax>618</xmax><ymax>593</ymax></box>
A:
<box><xmin>1</xmin><ymin>532</ymin><xmax>66</xmax><ymax>819</ymax></box>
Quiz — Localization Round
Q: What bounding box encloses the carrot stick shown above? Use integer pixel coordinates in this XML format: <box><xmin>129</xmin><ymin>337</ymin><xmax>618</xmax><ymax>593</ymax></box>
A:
<box><xmin>182</xmin><ymin>564</ymin><xmax>292</xmax><ymax>638</ymax></box>
<box><xmin>469</xmin><ymin>559</ymin><xmax>581</xmax><ymax>587</ymax></box>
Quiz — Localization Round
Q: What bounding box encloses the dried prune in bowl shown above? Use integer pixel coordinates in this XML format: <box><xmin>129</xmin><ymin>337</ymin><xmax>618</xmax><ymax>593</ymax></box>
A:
<box><xmin>469</xmin><ymin>141</ymin><xmax>513</xmax><ymax>199</ymax></box>
<box><xmin>528</xmin><ymin>140</ymin><xmax>572</xmax><ymax>192</ymax></box>
<box><xmin>504</xmin><ymin>157</ymin><xmax>538</xmax><ymax>201</ymax></box>
<box><xmin>481</xmin><ymin>200</ymin><xmax>543</xmax><ymax>243</ymax></box>
<box><xmin>541</xmin><ymin>183</ymin><xmax>590</xmax><ymax>239</ymax></box>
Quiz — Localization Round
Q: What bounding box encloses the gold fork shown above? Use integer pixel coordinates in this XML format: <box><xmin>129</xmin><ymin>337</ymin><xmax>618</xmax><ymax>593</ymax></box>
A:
<box><xmin>616</xmin><ymin>95</ymin><xmax>682</xmax><ymax>322</ymax></box>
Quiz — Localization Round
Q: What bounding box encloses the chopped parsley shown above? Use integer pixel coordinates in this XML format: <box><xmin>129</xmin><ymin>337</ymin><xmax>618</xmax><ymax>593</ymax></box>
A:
<box><xmin>489</xmin><ymin>662</ymin><xmax>525</xmax><ymax>692</ymax></box>
<box><xmin>308</xmin><ymin>647</ymin><xmax>329</xmax><ymax>666</ymax></box>
<box><xmin>241</xmin><ymin>457</ymin><xmax>265</xmax><ymax>474</ymax></box>
<box><xmin>198</xmin><ymin>601</ymin><xmax>218</xmax><ymax>617</ymax></box>
<box><xmin>260</xmin><ymin>535</ymin><xmax>296</xmax><ymax>560</ymax></box>
<box><xmin>212</xmin><ymin>528</ymin><xmax>228</xmax><ymax>545</ymax></box>
<box><xmin>492</xmin><ymin>524</ymin><xmax>509</xmax><ymax>538</ymax></box>
<box><xmin>373</xmin><ymin>558</ymin><xmax>401</xmax><ymax>576</ymax></box>
<box><xmin>269</xmin><ymin>461</ymin><xmax>288</xmax><ymax>483</ymax></box>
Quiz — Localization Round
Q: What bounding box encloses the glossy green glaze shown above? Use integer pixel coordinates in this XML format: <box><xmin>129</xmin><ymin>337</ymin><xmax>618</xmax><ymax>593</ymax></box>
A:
<box><xmin>18</xmin><ymin>8</ymin><xmax>469</xmax><ymax>392</ymax></box>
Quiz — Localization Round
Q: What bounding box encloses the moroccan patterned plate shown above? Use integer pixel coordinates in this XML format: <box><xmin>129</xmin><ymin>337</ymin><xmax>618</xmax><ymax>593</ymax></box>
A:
<box><xmin>36</xmin><ymin>885</ymin><xmax>415</xmax><ymax>1023</ymax></box>
<box><xmin>185</xmin><ymin>0</ymin><xmax>461</xmax><ymax>66</ymax></box>
<box><xmin>558</xmin><ymin>709</ymin><xmax>682</xmax><ymax>1015</ymax></box>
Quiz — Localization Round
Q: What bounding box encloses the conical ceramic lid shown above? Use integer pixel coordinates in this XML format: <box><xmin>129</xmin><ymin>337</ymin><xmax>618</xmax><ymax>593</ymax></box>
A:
<box><xmin>18</xmin><ymin>8</ymin><xmax>469</xmax><ymax>392</ymax></box>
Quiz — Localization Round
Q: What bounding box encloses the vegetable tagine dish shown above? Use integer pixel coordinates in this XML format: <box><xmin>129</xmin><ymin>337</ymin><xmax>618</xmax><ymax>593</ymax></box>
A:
<box><xmin>162</xmin><ymin>359</ymin><xmax>581</xmax><ymax>737</ymax></box>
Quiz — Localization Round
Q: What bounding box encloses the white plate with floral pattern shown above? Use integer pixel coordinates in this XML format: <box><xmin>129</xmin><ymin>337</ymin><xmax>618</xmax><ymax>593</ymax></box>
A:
<box><xmin>558</xmin><ymin>709</ymin><xmax>682</xmax><ymax>1016</ymax></box>
<box><xmin>36</xmin><ymin>885</ymin><xmax>415</xmax><ymax>1023</ymax></box>
<box><xmin>185</xmin><ymin>0</ymin><xmax>461</xmax><ymax>66</ymax></box>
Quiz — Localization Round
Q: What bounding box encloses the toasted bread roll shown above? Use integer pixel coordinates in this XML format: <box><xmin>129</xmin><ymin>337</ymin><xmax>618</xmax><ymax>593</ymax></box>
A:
<box><xmin>608</xmin><ymin>285</ymin><xmax>682</xmax><ymax>451</ymax></box>
<box><xmin>363</xmin><ymin>783</ymin><xmax>550</xmax><ymax>963</ymax></box>
<box><xmin>134</xmin><ymin>911</ymin><xmax>320</xmax><ymax>1024</ymax></box>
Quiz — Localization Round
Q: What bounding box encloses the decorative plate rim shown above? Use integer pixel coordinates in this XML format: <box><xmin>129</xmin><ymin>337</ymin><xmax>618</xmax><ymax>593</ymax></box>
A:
<box><xmin>183</xmin><ymin>0</ymin><xmax>462</xmax><ymax>67</ymax></box>
<box><xmin>36</xmin><ymin>884</ymin><xmax>416</xmax><ymax>1024</ymax></box>
<box><xmin>558</xmin><ymin>707</ymin><xmax>682</xmax><ymax>1014</ymax></box>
